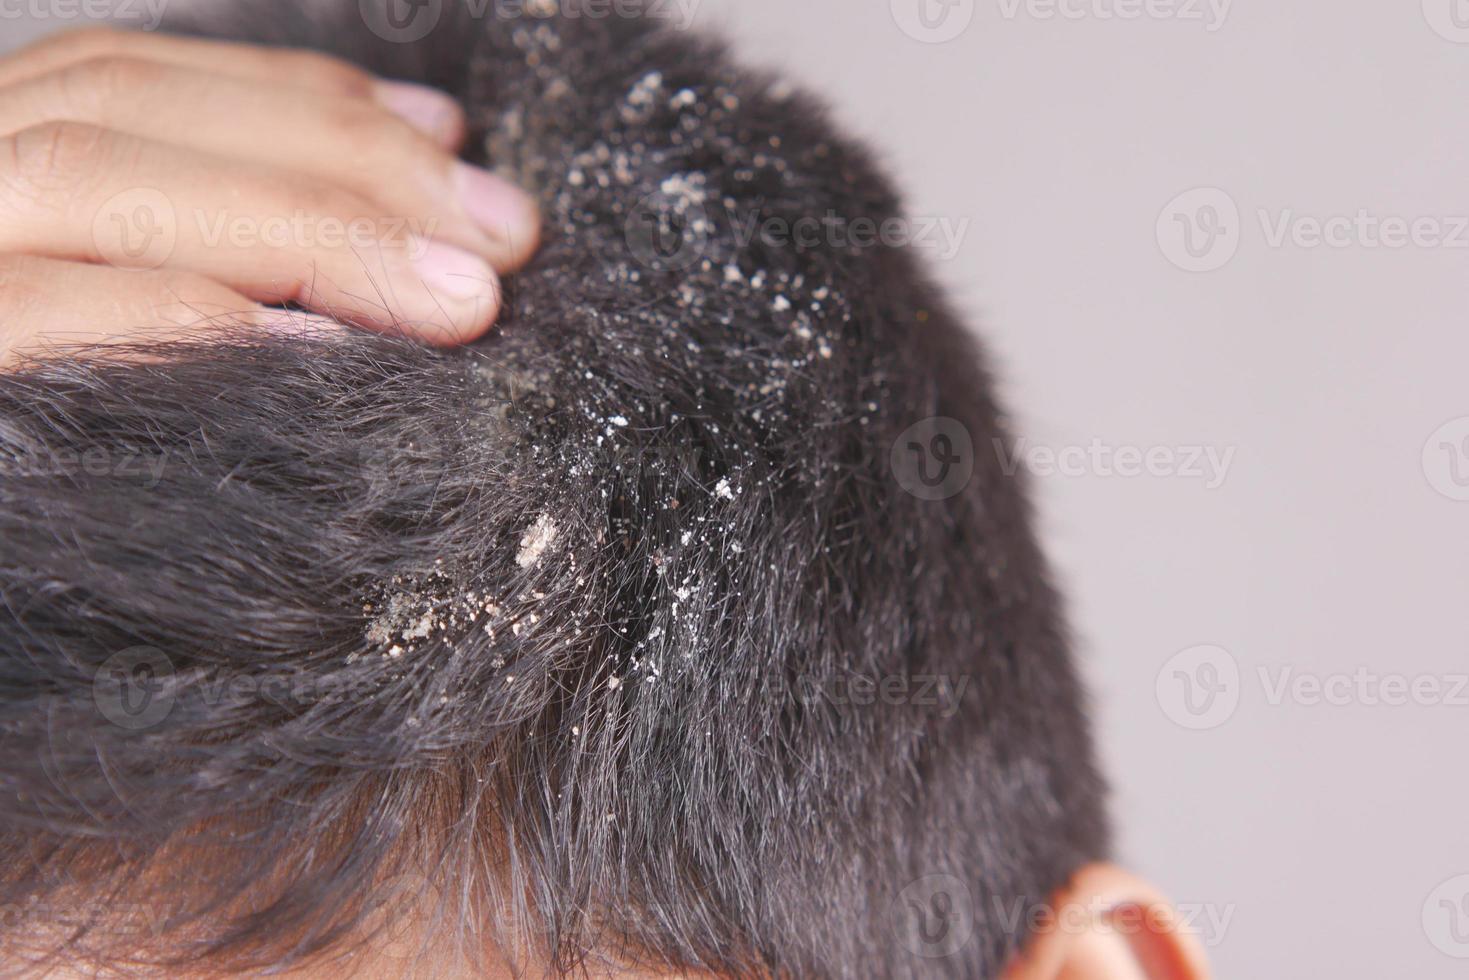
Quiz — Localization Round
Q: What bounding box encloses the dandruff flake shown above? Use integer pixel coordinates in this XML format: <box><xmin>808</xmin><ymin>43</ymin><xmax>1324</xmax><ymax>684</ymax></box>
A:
<box><xmin>517</xmin><ymin>513</ymin><xmax>560</xmax><ymax>569</ymax></box>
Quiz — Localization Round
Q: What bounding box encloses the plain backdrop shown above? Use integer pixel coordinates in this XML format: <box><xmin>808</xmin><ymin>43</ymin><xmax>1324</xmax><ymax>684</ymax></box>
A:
<box><xmin>3</xmin><ymin>2</ymin><xmax>1466</xmax><ymax>976</ymax></box>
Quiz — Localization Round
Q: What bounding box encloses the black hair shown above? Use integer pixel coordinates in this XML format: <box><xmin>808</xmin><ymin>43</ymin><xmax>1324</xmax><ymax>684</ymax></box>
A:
<box><xmin>0</xmin><ymin>2</ymin><xmax>1108</xmax><ymax>976</ymax></box>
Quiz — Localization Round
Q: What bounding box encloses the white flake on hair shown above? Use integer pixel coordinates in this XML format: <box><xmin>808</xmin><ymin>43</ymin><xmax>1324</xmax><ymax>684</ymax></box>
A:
<box><xmin>517</xmin><ymin>513</ymin><xmax>560</xmax><ymax>569</ymax></box>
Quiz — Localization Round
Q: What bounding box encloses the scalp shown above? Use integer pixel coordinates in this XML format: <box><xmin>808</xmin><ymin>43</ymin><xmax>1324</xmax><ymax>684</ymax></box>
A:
<box><xmin>0</xmin><ymin>3</ymin><xmax>1108</xmax><ymax>977</ymax></box>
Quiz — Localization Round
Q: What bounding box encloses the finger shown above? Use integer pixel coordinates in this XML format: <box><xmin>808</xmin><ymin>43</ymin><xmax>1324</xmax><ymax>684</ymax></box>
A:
<box><xmin>0</xmin><ymin>28</ymin><xmax>375</xmax><ymax>95</ymax></box>
<box><xmin>0</xmin><ymin>58</ymin><xmax>539</xmax><ymax>271</ymax></box>
<box><xmin>0</xmin><ymin>254</ymin><xmax>335</xmax><ymax>368</ymax></box>
<box><xmin>0</xmin><ymin>122</ymin><xmax>503</xmax><ymax>346</ymax></box>
<box><xmin>0</xmin><ymin>27</ymin><xmax>465</xmax><ymax>149</ymax></box>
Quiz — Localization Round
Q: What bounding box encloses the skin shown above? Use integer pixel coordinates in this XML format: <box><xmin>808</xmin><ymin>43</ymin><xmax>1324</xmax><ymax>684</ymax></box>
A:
<box><xmin>257</xmin><ymin>863</ymin><xmax>1212</xmax><ymax>979</ymax></box>
<box><xmin>0</xmin><ymin>31</ymin><xmax>1210</xmax><ymax>980</ymax></box>
<box><xmin>0</xmin><ymin>28</ymin><xmax>542</xmax><ymax>366</ymax></box>
<box><xmin>1005</xmin><ymin>864</ymin><xmax>1212</xmax><ymax>980</ymax></box>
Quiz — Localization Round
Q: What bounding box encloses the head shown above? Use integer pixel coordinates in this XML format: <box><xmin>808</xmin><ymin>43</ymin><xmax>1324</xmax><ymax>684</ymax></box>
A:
<box><xmin>0</xmin><ymin>2</ymin><xmax>1204</xmax><ymax>977</ymax></box>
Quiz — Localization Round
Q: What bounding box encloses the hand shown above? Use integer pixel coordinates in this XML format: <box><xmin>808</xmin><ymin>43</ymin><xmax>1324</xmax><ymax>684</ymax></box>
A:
<box><xmin>0</xmin><ymin>28</ymin><xmax>541</xmax><ymax>365</ymax></box>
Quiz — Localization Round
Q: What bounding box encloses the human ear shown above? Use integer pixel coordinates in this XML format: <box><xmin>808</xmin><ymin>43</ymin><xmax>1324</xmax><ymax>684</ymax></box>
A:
<box><xmin>1002</xmin><ymin>863</ymin><xmax>1210</xmax><ymax>980</ymax></box>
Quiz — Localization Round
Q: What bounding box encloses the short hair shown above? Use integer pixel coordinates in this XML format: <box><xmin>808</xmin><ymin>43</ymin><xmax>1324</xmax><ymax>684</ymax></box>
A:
<box><xmin>0</xmin><ymin>2</ymin><xmax>1108</xmax><ymax>976</ymax></box>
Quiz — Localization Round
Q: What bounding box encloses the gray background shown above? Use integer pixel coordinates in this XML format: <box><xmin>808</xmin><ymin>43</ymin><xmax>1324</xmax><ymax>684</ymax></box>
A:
<box><xmin>3</xmin><ymin>1</ymin><xmax>1466</xmax><ymax>976</ymax></box>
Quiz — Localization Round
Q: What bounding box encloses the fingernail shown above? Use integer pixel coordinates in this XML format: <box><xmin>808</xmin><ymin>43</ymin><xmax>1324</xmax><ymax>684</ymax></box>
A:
<box><xmin>454</xmin><ymin>162</ymin><xmax>540</xmax><ymax>265</ymax></box>
<box><xmin>411</xmin><ymin>238</ymin><xmax>500</xmax><ymax>338</ymax></box>
<box><xmin>373</xmin><ymin>80</ymin><xmax>462</xmax><ymax>145</ymax></box>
